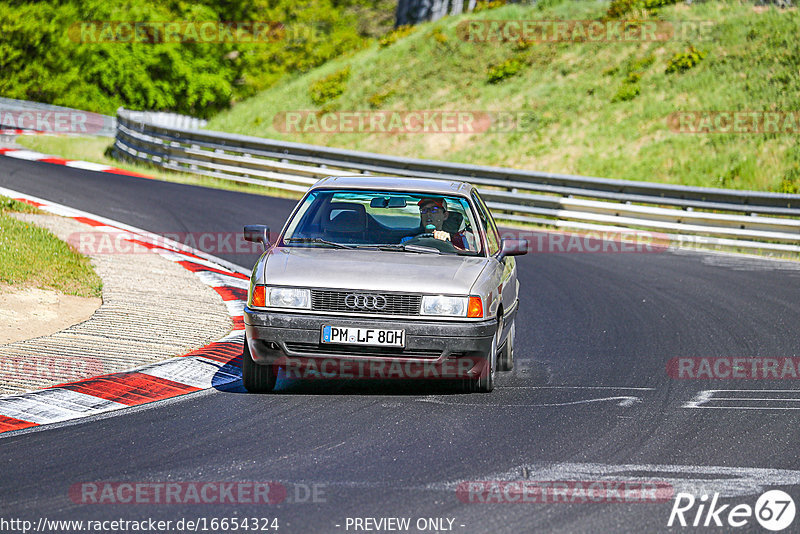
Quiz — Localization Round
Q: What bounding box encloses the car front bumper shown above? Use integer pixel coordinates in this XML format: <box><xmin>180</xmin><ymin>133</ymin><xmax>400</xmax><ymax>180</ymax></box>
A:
<box><xmin>244</xmin><ymin>307</ymin><xmax>497</xmax><ymax>379</ymax></box>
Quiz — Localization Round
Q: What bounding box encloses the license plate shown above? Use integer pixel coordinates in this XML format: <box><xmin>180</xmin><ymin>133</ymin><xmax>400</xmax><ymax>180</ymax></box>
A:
<box><xmin>321</xmin><ymin>325</ymin><xmax>405</xmax><ymax>347</ymax></box>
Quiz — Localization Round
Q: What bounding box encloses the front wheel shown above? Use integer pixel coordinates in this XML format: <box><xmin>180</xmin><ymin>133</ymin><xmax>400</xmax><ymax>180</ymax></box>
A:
<box><xmin>466</xmin><ymin>321</ymin><xmax>498</xmax><ymax>393</ymax></box>
<box><xmin>242</xmin><ymin>340</ymin><xmax>276</xmax><ymax>393</ymax></box>
<box><xmin>497</xmin><ymin>321</ymin><xmax>515</xmax><ymax>372</ymax></box>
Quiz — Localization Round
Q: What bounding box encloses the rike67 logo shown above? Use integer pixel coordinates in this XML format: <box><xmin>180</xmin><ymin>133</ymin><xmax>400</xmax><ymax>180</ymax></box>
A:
<box><xmin>668</xmin><ymin>490</ymin><xmax>796</xmax><ymax>531</ymax></box>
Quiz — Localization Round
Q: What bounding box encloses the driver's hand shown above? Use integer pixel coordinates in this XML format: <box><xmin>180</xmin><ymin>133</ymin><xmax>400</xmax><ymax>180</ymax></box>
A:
<box><xmin>433</xmin><ymin>230</ymin><xmax>450</xmax><ymax>242</ymax></box>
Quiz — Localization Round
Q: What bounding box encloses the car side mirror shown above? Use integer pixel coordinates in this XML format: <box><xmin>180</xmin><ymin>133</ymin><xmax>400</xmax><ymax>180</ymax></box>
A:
<box><xmin>497</xmin><ymin>238</ymin><xmax>528</xmax><ymax>260</ymax></box>
<box><xmin>243</xmin><ymin>225</ymin><xmax>270</xmax><ymax>250</ymax></box>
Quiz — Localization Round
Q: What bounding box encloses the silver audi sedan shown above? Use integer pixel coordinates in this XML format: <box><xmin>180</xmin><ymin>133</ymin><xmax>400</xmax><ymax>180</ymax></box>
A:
<box><xmin>242</xmin><ymin>176</ymin><xmax>527</xmax><ymax>393</ymax></box>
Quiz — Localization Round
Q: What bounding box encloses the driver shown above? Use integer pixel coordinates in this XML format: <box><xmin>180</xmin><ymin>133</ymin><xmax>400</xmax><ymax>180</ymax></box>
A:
<box><xmin>406</xmin><ymin>197</ymin><xmax>467</xmax><ymax>249</ymax></box>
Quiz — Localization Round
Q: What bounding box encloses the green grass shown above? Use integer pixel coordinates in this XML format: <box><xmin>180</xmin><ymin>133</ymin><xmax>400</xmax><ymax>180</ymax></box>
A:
<box><xmin>0</xmin><ymin>196</ymin><xmax>42</xmax><ymax>214</ymax></box>
<box><xmin>14</xmin><ymin>136</ymin><xmax>303</xmax><ymax>200</ymax></box>
<box><xmin>206</xmin><ymin>0</ymin><xmax>800</xmax><ymax>193</ymax></box>
<box><xmin>0</xmin><ymin>196</ymin><xmax>103</xmax><ymax>297</ymax></box>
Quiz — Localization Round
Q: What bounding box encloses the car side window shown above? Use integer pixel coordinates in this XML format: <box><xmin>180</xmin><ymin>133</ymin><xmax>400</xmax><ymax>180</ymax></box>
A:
<box><xmin>472</xmin><ymin>192</ymin><xmax>501</xmax><ymax>256</ymax></box>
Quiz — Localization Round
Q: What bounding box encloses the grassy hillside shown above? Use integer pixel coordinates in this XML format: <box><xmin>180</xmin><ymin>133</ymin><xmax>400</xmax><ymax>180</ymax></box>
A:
<box><xmin>208</xmin><ymin>0</ymin><xmax>800</xmax><ymax>192</ymax></box>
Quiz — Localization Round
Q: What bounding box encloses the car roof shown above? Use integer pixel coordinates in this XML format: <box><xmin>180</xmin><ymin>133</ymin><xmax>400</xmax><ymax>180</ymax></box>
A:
<box><xmin>310</xmin><ymin>175</ymin><xmax>475</xmax><ymax>196</ymax></box>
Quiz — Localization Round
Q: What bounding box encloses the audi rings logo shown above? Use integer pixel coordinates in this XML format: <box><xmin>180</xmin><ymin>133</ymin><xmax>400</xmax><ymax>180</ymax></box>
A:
<box><xmin>344</xmin><ymin>294</ymin><xmax>387</xmax><ymax>311</ymax></box>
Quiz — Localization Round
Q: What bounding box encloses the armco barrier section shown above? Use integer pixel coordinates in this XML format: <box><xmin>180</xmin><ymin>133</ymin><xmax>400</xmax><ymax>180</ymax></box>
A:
<box><xmin>0</xmin><ymin>97</ymin><xmax>117</xmax><ymax>137</ymax></box>
<box><xmin>113</xmin><ymin>108</ymin><xmax>800</xmax><ymax>253</ymax></box>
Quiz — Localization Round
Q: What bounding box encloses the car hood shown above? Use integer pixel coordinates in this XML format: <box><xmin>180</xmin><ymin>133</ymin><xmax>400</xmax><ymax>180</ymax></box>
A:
<box><xmin>261</xmin><ymin>247</ymin><xmax>488</xmax><ymax>295</ymax></box>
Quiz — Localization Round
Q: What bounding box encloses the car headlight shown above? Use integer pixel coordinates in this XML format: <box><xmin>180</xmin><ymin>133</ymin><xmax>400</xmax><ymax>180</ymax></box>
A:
<box><xmin>266</xmin><ymin>287</ymin><xmax>310</xmax><ymax>309</ymax></box>
<box><xmin>421</xmin><ymin>295</ymin><xmax>468</xmax><ymax>317</ymax></box>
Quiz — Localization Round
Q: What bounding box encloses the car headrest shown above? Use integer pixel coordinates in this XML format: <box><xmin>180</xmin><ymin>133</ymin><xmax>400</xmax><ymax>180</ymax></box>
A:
<box><xmin>324</xmin><ymin>203</ymin><xmax>367</xmax><ymax>234</ymax></box>
<box><xmin>442</xmin><ymin>211</ymin><xmax>463</xmax><ymax>233</ymax></box>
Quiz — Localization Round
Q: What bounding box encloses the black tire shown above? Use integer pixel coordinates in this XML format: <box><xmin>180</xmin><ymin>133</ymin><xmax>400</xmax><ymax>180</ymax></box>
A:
<box><xmin>465</xmin><ymin>321</ymin><xmax>498</xmax><ymax>393</ymax></box>
<box><xmin>497</xmin><ymin>321</ymin><xmax>515</xmax><ymax>372</ymax></box>
<box><xmin>242</xmin><ymin>340</ymin><xmax>276</xmax><ymax>393</ymax></box>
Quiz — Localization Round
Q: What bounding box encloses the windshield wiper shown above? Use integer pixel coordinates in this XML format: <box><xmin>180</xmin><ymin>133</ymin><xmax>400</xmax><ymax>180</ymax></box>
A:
<box><xmin>371</xmin><ymin>244</ymin><xmax>442</xmax><ymax>254</ymax></box>
<box><xmin>284</xmin><ymin>238</ymin><xmax>354</xmax><ymax>249</ymax></box>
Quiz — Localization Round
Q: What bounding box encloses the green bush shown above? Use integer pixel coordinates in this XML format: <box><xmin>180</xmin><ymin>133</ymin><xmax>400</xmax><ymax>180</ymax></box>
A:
<box><xmin>606</xmin><ymin>0</ymin><xmax>680</xmax><ymax>18</ymax></box>
<box><xmin>367</xmin><ymin>87</ymin><xmax>395</xmax><ymax>108</ymax></box>
<box><xmin>309</xmin><ymin>67</ymin><xmax>351</xmax><ymax>105</ymax></box>
<box><xmin>606</xmin><ymin>0</ymin><xmax>638</xmax><ymax>18</ymax></box>
<box><xmin>487</xmin><ymin>58</ymin><xmax>524</xmax><ymax>84</ymax></box>
<box><xmin>774</xmin><ymin>149</ymin><xmax>800</xmax><ymax>193</ymax></box>
<box><xmin>0</xmin><ymin>2</ymin><xmax>238</xmax><ymax>117</ymax></box>
<box><xmin>644</xmin><ymin>0</ymin><xmax>683</xmax><ymax>10</ymax></box>
<box><xmin>775</xmin><ymin>174</ymin><xmax>800</xmax><ymax>194</ymax></box>
<box><xmin>378</xmin><ymin>25</ymin><xmax>414</xmax><ymax>48</ymax></box>
<box><xmin>628</xmin><ymin>54</ymin><xmax>655</xmax><ymax>73</ymax></box>
<box><xmin>602</xmin><ymin>66</ymin><xmax>619</xmax><ymax>77</ymax></box>
<box><xmin>665</xmin><ymin>46</ymin><xmax>707</xmax><ymax>74</ymax></box>
<box><xmin>0</xmin><ymin>0</ymin><xmax>375</xmax><ymax>117</ymax></box>
<box><xmin>625</xmin><ymin>72</ymin><xmax>642</xmax><ymax>84</ymax></box>
<box><xmin>431</xmin><ymin>27</ymin><xmax>448</xmax><ymax>46</ymax></box>
<box><xmin>610</xmin><ymin>63</ymin><xmax>644</xmax><ymax>102</ymax></box>
<box><xmin>474</xmin><ymin>0</ymin><xmax>507</xmax><ymax>13</ymax></box>
<box><xmin>611</xmin><ymin>82</ymin><xmax>640</xmax><ymax>102</ymax></box>
<box><xmin>514</xmin><ymin>38</ymin><xmax>534</xmax><ymax>52</ymax></box>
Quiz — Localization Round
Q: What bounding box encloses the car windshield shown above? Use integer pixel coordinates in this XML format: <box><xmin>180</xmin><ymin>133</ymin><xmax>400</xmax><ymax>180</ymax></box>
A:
<box><xmin>281</xmin><ymin>189</ymin><xmax>484</xmax><ymax>255</ymax></box>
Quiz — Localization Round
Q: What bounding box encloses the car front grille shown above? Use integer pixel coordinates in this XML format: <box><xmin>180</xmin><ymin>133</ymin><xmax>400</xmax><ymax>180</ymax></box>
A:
<box><xmin>310</xmin><ymin>289</ymin><xmax>421</xmax><ymax>316</ymax></box>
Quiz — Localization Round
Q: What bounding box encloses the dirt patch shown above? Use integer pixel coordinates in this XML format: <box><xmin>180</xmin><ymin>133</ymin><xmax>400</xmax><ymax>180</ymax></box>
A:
<box><xmin>0</xmin><ymin>212</ymin><xmax>232</xmax><ymax>395</ymax></box>
<box><xmin>0</xmin><ymin>284</ymin><xmax>101</xmax><ymax>345</ymax></box>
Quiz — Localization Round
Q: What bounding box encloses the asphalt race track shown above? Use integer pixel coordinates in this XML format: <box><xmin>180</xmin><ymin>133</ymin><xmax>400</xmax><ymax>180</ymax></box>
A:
<box><xmin>2</xmin><ymin>156</ymin><xmax>800</xmax><ymax>533</ymax></box>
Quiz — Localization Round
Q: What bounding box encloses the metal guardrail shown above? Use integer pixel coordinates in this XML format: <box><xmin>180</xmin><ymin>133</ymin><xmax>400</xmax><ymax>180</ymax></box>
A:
<box><xmin>0</xmin><ymin>97</ymin><xmax>116</xmax><ymax>137</ymax></box>
<box><xmin>113</xmin><ymin>108</ymin><xmax>800</xmax><ymax>253</ymax></box>
<box><xmin>119</xmin><ymin>109</ymin><xmax>207</xmax><ymax>131</ymax></box>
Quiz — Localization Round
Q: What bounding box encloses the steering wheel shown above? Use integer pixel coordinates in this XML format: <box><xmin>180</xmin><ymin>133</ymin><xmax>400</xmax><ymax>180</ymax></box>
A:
<box><xmin>409</xmin><ymin>224</ymin><xmax>437</xmax><ymax>241</ymax></box>
<box><xmin>404</xmin><ymin>232</ymin><xmax>457</xmax><ymax>252</ymax></box>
